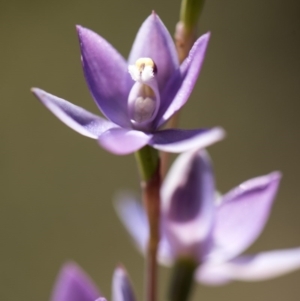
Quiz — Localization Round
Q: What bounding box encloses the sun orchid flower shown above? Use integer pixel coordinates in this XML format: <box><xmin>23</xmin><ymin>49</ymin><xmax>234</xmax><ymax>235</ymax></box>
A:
<box><xmin>50</xmin><ymin>262</ymin><xmax>136</xmax><ymax>301</ymax></box>
<box><xmin>116</xmin><ymin>150</ymin><xmax>300</xmax><ymax>285</ymax></box>
<box><xmin>32</xmin><ymin>12</ymin><xmax>225</xmax><ymax>155</ymax></box>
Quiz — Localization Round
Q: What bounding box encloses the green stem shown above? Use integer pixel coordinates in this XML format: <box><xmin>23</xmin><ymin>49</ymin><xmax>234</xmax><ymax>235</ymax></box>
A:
<box><xmin>167</xmin><ymin>257</ymin><xmax>198</xmax><ymax>301</ymax></box>
<box><xmin>180</xmin><ymin>0</ymin><xmax>205</xmax><ymax>30</ymax></box>
<box><xmin>135</xmin><ymin>145</ymin><xmax>159</xmax><ymax>181</ymax></box>
<box><xmin>135</xmin><ymin>146</ymin><xmax>161</xmax><ymax>301</ymax></box>
<box><xmin>175</xmin><ymin>0</ymin><xmax>205</xmax><ymax>63</ymax></box>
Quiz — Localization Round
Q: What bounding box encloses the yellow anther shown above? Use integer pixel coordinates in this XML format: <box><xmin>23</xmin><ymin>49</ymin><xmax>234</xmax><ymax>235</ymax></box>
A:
<box><xmin>135</xmin><ymin>58</ymin><xmax>157</xmax><ymax>74</ymax></box>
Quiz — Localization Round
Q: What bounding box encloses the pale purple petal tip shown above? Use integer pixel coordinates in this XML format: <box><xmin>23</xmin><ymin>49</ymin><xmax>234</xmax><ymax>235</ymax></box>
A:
<box><xmin>208</xmin><ymin>172</ymin><xmax>282</xmax><ymax>262</ymax></box>
<box><xmin>32</xmin><ymin>88</ymin><xmax>118</xmax><ymax>139</ymax></box>
<box><xmin>150</xmin><ymin>127</ymin><xmax>225</xmax><ymax>153</ymax></box>
<box><xmin>161</xmin><ymin>150</ymin><xmax>214</xmax><ymax>259</ymax></box>
<box><xmin>98</xmin><ymin>128</ymin><xmax>151</xmax><ymax>155</ymax></box>
<box><xmin>76</xmin><ymin>25</ymin><xmax>132</xmax><ymax>127</ymax></box>
<box><xmin>114</xmin><ymin>194</ymin><xmax>174</xmax><ymax>266</ymax></box>
<box><xmin>195</xmin><ymin>264</ymin><xmax>231</xmax><ymax>286</ymax></box>
<box><xmin>197</xmin><ymin>247</ymin><xmax>300</xmax><ymax>285</ymax></box>
<box><xmin>128</xmin><ymin>13</ymin><xmax>179</xmax><ymax>91</ymax></box>
<box><xmin>157</xmin><ymin>33</ymin><xmax>211</xmax><ymax>126</ymax></box>
<box><xmin>114</xmin><ymin>193</ymin><xmax>148</xmax><ymax>253</ymax></box>
<box><xmin>112</xmin><ymin>266</ymin><xmax>136</xmax><ymax>301</ymax></box>
<box><xmin>158</xmin><ymin>236</ymin><xmax>175</xmax><ymax>266</ymax></box>
<box><xmin>50</xmin><ymin>262</ymin><xmax>100</xmax><ymax>301</ymax></box>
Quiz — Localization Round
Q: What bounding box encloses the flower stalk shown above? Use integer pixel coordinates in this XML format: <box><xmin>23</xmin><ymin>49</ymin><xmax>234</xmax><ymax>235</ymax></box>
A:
<box><xmin>161</xmin><ymin>0</ymin><xmax>206</xmax><ymax>177</ymax></box>
<box><xmin>135</xmin><ymin>146</ymin><xmax>161</xmax><ymax>301</ymax></box>
<box><xmin>176</xmin><ymin>0</ymin><xmax>205</xmax><ymax>63</ymax></box>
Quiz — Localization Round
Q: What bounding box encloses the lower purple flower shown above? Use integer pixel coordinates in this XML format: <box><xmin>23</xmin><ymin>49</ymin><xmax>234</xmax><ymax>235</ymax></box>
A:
<box><xmin>116</xmin><ymin>150</ymin><xmax>300</xmax><ymax>285</ymax></box>
<box><xmin>32</xmin><ymin>13</ymin><xmax>225</xmax><ymax>155</ymax></box>
<box><xmin>51</xmin><ymin>262</ymin><xmax>136</xmax><ymax>301</ymax></box>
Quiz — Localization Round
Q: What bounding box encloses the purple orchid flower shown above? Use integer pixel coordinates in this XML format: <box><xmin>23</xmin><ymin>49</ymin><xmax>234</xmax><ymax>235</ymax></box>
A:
<box><xmin>116</xmin><ymin>150</ymin><xmax>300</xmax><ymax>285</ymax></box>
<box><xmin>50</xmin><ymin>262</ymin><xmax>136</xmax><ymax>301</ymax></box>
<box><xmin>32</xmin><ymin>12</ymin><xmax>225</xmax><ymax>155</ymax></box>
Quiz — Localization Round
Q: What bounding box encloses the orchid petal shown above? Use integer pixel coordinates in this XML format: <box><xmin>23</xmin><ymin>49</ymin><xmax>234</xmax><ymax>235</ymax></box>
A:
<box><xmin>156</xmin><ymin>33</ymin><xmax>210</xmax><ymax>127</ymax></box>
<box><xmin>161</xmin><ymin>150</ymin><xmax>214</xmax><ymax>260</ymax></box>
<box><xmin>150</xmin><ymin>127</ymin><xmax>225</xmax><ymax>153</ymax></box>
<box><xmin>98</xmin><ymin>128</ymin><xmax>151</xmax><ymax>155</ymax></box>
<box><xmin>128</xmin><ymin>12</ymin><xmax>179</xmax><ymax>92</ymax></box>
<box><xmin>207</xmin><ymin>172</ymin><xmax>282</xmax><ymax>262</ymax></box>
<box><xmin>197</xmin><ymin>247</ymin><xmax>300</xmax><ymax>285</ymax></box>
<box><xmin>32</xmin><ymin>88</ymin><xmax>118</xmax><ymax>139</ymax></box>
<box><xmin>114</xmin><ymin>193</ymin><xmax>148</xmax><ymax>254</ymax></box>
<box><xmin>115</xmin><ymin>194</ymin><xmax>174</xmax><ymax>266</ymax></box>
<box><xmin>112</xmin><ymin>267</ymin><xmax>136</xmax><ymax>301</ymax></box>
<box><xmin>195</xmin><ymin>264</ymin><xmax>231</xmax><ymax>286</ymax></box>
<box><xmin>50</xmin><ymin>262</ymin><xmax>100</xmax><ymax>301</ymax></box>
<box><xmin>77</xmin><ymin>25</ymin><xmax>132</xmax><ymax>127</ymax></box>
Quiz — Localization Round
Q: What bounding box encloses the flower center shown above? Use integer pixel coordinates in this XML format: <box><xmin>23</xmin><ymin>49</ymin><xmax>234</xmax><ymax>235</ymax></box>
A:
<box><xmin>128</xmin><ymin>58</ymin><xmax>160</xmax><ymax>130</ymax></box>
<box><xmin>128</xmin><ymin>58</ymin><xmax>158</xmax><ymax>83</ymax></box>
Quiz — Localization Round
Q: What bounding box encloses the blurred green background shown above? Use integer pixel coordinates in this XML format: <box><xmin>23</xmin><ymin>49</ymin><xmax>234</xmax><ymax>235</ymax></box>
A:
<box><xmin>1</xmin><ymin>0</ymin><xmax>300</xmax><ymax>300</ymax></box>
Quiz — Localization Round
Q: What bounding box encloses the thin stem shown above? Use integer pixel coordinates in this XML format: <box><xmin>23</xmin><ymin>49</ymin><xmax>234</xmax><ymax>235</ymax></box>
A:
<box><xmin>167</xmin><ymin>257</ymin><xmax>198</xmax><ymax>301</ymax></box>
<box><xmin>174</xmin><ymin>24</ymin><xmax>196</xmax><ymax>64</ymax></box>
<box><xmin>142</xmin><ymin>168</ymin><xmax>160</xmax><ymax>301</ymax></box>
<box><xmin>180</xmin><ymin>0</ymin><xmax>205</xmax><ymax>30</ymax></box>
<box><xmin>176</xmin><ymin>0</ymin><xmax>205</xmax><ymax>64</ymax></box>
<box><xmin>135</xmin><ymin>145</ymin><xmax>159</xmax><ymax>182</ymax></box>
<box><xmin>135</xmin><ymin>146</ymin><xmax>161</xmax><ymax>301</ymax></box>
<box><xmin>160</xmin><ymin>0</ymin><xmax>206</xmax><ymax>178</ymax></box>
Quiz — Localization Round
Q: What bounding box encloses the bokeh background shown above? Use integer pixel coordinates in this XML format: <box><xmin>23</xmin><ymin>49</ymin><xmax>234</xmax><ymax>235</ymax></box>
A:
<box><xmin>1</xmin><ymin>0</ymin><xmax>300</xmax><ymax>300</ymax></box>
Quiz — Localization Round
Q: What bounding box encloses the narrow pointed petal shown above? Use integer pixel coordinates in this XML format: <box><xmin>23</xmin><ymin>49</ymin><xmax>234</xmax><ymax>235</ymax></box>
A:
<box><xmin>207</xmin><ymin>172</ymin><xmax>282</xmax><ymax>262</ymax></box>
<box><xmin>77</xmin><ymin>25</ymin><xmax>132</xmax><ymax>127</ymax></box>
<box><xmin>161</xmin><ymin>150</ymin><xmax>214</xmax><ymax>260</ymax></box>
<box><xmin>32</xmin><ymin>88</ymin><xmax>118</xmax><ymax>139</ymax></box>
<box><xmin>155</xmin><ymin>33</ymin><xmax>210</xmax><ymax>127</ymax></box>
<box><xmin>50</xmin><ymin>262</ymin><xmax>100</xmax><ymax>301</ymax></box>
<box><xmin>128</xmin><ymin>13</ymin><xmax>179</xmax><ymax>91</ymax></box>
<box><xmin>197</xmin><ymin>248</ymin><xmax>300</xmax><ymax>285</ymax></box>
<box><xmin>112</xmin><ymin>267</ymin><xmax>136</xmax><ymax>301</ymax></box>
<box><xmin>115</xmin><ymin>194</ymin><xmax>174</xmax><ymax>266</ymax></box>
<box><xmin>98</xmin><ymin>128</ymin><xmax>151</xmax><ymax>155</ymax></box>
<box><xmin>150</xmin><ymin>127</ymin><xmax>225</xmax><ymax>153</ymax></box>
<box><xmin>114</xmin><ymin>193</ymin><xmax>148</xmax><ymax>253</ymax></box>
